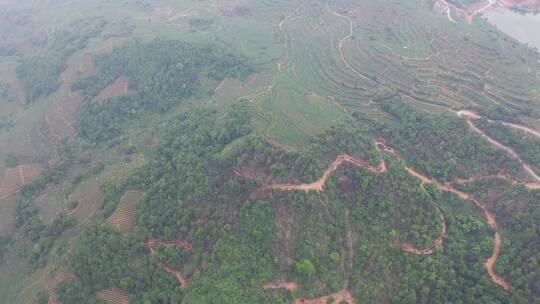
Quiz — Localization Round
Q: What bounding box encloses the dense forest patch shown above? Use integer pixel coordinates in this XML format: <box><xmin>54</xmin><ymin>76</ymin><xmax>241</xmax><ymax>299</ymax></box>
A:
<box><xmin>52</xmin><ymin>104</ymin><xmax>520</xmax><ymax>303</ymax></box>
<box><xmin>374</xmin><ymin>100</ymin><xmax>523</xmax><ymax>181</ymax></box>
<box><xmin>475</xmin><ymin>119</ymin><xmax>540</xmax><ymax>173</ymax></box>
<box><xmin>73</xmin><ymin>39</ymin><xmax>253</xmax><ymax>143</ymax></box>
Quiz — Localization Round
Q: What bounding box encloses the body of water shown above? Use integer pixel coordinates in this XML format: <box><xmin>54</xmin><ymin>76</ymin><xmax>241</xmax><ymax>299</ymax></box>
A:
<box><xmin>484</xmin><ymin>8</ymin><xmax>540</xmax><ymax>51</ymax></box>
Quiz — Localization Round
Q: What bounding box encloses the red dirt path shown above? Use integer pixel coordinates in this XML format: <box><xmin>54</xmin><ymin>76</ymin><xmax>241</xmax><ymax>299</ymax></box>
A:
<box><xmin>263</xmin><ymin>282</ymin><xmax>298</xmax><ymax>291</ymax></box>
<box><xmin>147</xmin><ymin>239</ymin><xmax>193</xmax><ymax>252</ymax></box>
<box><xmin>295</xmin><ymin>289</ymin><xmax>354</xmax><ymax>304</ymax></box>
<box><xmin>263</xmin><ymin>141</ymin><xmax>510</xmax><ymax>290</ymax></box>
<box><xmin>146</xmin><ymin>239</ymin><xmax>192</xmax><ymax>288</ymax></box>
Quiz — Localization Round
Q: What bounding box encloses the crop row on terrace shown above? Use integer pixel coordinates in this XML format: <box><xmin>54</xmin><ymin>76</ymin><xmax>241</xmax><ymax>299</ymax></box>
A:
<box><xmin>43</xmin><ymin>272</ymin><xmax>78</xmax><ymax>304</ymax></box>
<box><xmin>283</xmin><ymin>4</ymin><xmax>377</xmax><ymax>106</ymax></box>
<box><xmin>319</xmin><ymin>3</ymin><xmax>540</xmax><ymax>116</ymax></box>
<box><xmin>0</xmin><ymin>164</ymin><xmax>42</xmax><ymax>199</ymax></box>
<box><xmin>96</xmin><ymin>288</ymin><xmax>130</xmax><ymax>304</ymax></box>
<box><xmin>106</xmin><ymin>190</ymin><xmax>145</xmax><ymax>233</ymax></box>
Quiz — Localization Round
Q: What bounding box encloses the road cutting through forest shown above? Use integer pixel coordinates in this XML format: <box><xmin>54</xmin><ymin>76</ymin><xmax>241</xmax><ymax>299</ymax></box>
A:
<box><xmin>146</xmin><ymin>239</ymin><xmax>192</xmax><ymax>288</ymax></box>
<box><xmin>456</xmin><ymin>110</ymin><xmax>540</xmax><ymax>182</ymax></box>
<box><xmin>265</xmin><ymin>141</ymin><xmax>511</xmax><ymax>290</ymax></box>
<box><xmin>448</xmin><ymin>174</ymin><xmax>540</xmax><ymax>189</ymax></box>
<box><xmin>403</xmin><ymin>97</ymin><xmax>540</xmax><ymax>182</ymax></box>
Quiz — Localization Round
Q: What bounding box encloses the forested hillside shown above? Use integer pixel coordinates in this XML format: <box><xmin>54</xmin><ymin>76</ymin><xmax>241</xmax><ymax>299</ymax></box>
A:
<box><xmin>0</xmin><ymin>0</ymin><xmax>540</xmax><ymax>303</ymax></box>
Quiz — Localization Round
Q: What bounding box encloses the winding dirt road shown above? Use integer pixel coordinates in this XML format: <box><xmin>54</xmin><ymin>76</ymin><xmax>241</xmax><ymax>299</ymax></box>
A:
<box><xmin>457</xmin><ymin>110</ymin><xmax>540</xmax><ymax>182</ymax></box>
<box><xmin>268</xmin><ymin>153</ymin><xmax>386</xmax><ymax>192</ymax></box>
<box><xmin>264</xmin><ymin>141</ymin><xmax>510</xmax><ymax>290</ymax></box>
<box><xmin>146</xmin><ymin>239</ymin><xmax>192</xmax><ymax>288</ymax></box>
<box><xmin>381</xmin><ymin>142</ymin><xmax>510</xmax><ymax>290</ymax></box>
<box><xmin>449</xmin><ymin>174</ymin><xmax>540</xmax><ymax>189</ymax></box>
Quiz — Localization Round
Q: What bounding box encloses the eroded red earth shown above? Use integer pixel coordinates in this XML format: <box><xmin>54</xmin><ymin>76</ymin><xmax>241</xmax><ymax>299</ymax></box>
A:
<box><xmin>146</xmin><ymin>239</ymin><xmax>192</xmax><ymax>288</ymax></box>
<box><xmin>260</xmin><ymin>140</ymin><xmax>511</xmax><ymax>290</ymax></box>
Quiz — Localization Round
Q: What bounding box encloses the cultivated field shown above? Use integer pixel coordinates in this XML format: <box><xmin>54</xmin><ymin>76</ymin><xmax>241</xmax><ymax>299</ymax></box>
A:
<box><xmin>106</xmin><ymin>191</ymin><xmax>145</xmax><ymax>233</ymax></box>
<box><xmin>95</xmin><ymin>75</ymin><xmax>135</xmax><ymax>102</ymax></box>
<box><xmin>96</xmin><ymin>288</ymin><xmax>130</xmax><ymax>304</ymax></box>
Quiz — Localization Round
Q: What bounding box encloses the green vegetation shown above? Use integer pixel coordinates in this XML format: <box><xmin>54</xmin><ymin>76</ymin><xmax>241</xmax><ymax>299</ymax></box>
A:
<box><xmin>0</xmin><ymin>236</ymin><xmax>8</xmax><ymax>262</ymax></box>
<box><xmin>4</xmin><ymin>153</ymin><xmax>18</xmax><ymax>167</ymax></box>
<box><xmin>15</xmin><ymin>54</ymin><xmax>66</xmax><ymax>102</ymax></box>
<box><xmin>15</xmin><ymin>18</ymin><xmax>105</xmax><ymax>102</ymax></box>
<box><xmin>475</xmin><ymin>119</ymin><xmax>540</xmax><ymax>171</ymax></box>
<box><xmin>455</xmin><ymin>178</ymin><xmax>540</xmax><ymax>301</ymax></box>
<box><xmin>74</xmin><ymin>39</ymin><xmax>252</xmax><ymax>143</ymax></box>
<box><xmin>1</xmin><ymin>0</ymin><xmax>540</xmax><ymax>303</ymax></box>
<box><xmin>34</xmin><ymin>291</ymin><xmax>49</xmax><ymax>304</ymax></box>
<box><xmin>375</xmin><ymin>100</ymin><xmax>522</xmax><ymax>181</ymax></box>
<box><xmin>14</xmin><ymin>142</ymin><xmax>76</xmax><ymax>267</ymax></box>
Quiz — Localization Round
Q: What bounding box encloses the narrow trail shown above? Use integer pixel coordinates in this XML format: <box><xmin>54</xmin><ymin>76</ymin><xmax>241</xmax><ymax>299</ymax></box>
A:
<box><xmin>326</xmin><ymin>2</ymin><xmax>371</xmax><ymax>81</ymax></box>
<box><xmin>448</xmin><ymin>174</ymin><xmax>540</xmax><ymax>189</ymax></box>
<box><xmin>276</xmin><ymin>0</ymin><xmax>309</xmax><ymax>71</ymax></box>
<box><xmin>163</xmin><ymin>265</ymin><xmax>188</xmax><ymax>288</ymax></box>
<box><xmin>264</xmin><ymin>141</ymin><xmax>511</xmax><ymax>290</ymax></box>
<box><xmin>382</xmin><ymin>142</ymin><xmax>510</xmax><ymax>290</ymax></box>
<box><xmin>467</xmin><ymin>119</ymin><xmax>518</xmax><ymax>158</ymax></box>
<box><xmin>268</xmin><ymin>152</ymin><xmax>386</xmax><ymax>193</ymax></box>
<box><xmin>18</xmin><ymin>165</ymin><xmax>25</xmax><ymax>185</ymax></box>
<box><xmin>403</xmin><ymin>96</ymin><xmax>540</xmax><ymax>183</ymax></box>
<box><xmin>54</xmin><ymin>99</ymin><xmax>75</xmax><ymax>132</ymax></box>
<box><xmin>393</xmin><ymin>212</ymin><xmax>446</xmax><ymax>255</ymax></box>
<box><xmin>146</xmin><ymin>239</ymin><xmax>192</xmax><ymax>288</ymax></box>
<box><xmin>0</xmin><ymin>189</ymin><xmax>21</xmax><ymax>201</ymax></box>
<box><xmin>263</xmin><ymin>282</ymin><xmax>298</xmax><ymax>291</ymax></box>
<box><xmin>294</xmin><ymin>289</ymin><xmax>355</xmax><ymax>304</ymax></box>
<box><xmin>147</xmin><ymin>239</ymin><xmax>193</xmax><ymax>253</ymax></box>
<box><xmin>435</xmin><ymin>0</ymin><xmax>457</xmax><ymax>23</ymax></box>
<box><xmin>500</xmin><ymin>122</ymin><xmax>540</xmax><ymax>139</ymax></box>
<box><xmin>457</xmin><ymin>110</ymin><xmax>540</xmax><ymax>182</ymax></box>
<box><xmin>342</xmin><ymin>207</ymin><xmax>354</xmax><ymax>291</ymax></box>
<box><xmin>45</xmin><ymin>116</ymin><xmax>62</xmax><ymax>145</ymax></box>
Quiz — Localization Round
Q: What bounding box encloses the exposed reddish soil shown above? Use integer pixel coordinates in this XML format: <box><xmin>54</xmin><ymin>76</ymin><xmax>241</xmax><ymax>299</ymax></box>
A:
<box><xmin>295</xmin><ymin>289</ymin><xmax>354</xmax><ymax>304</ymax></box>
<box><xmin>449</xmin><ymin>173</ymin><xmax>540</xmax><ymax>189</ymax></box>
<box><xmin>264</xmin><ymin>140</ymin><xmax>512</xmax><ymax>290</ymax></box>
<box><xmin>457</xmin><ymin>109</ymin><xmax>540</xmax><ymax>182</ymax></box>
<box><xmin>275</xmin><ymin>203</ymin><xmax>297</xmax><ymax>267</ymax></box>
<box><xmin>163</xmin><ymin>265</ymin><xmax>188</xmax><ymax>288</ymax></box>
<box><xmin>146</xmin><ymin>239</ymin><xmax>192</xmax><ymax>288</ymax></box>
<box><xmin>263</xmin><ymin>282</ymin><xmax>298</xmax><ymax>291</ymax></box>
<box><xmin>381</xmin><ymin>141</ymin><xmax>510</xmax><ymax>290</ymax></box>
<box><xmin>146</xmin><ymin>239</ymin><xmax>193</xmax><ymax>252</ymax></box>
<box><xmin>95</xmin><ymin>75</ymin><xmax>134</xmax><ymax>102</ymax></box>
<box><xmin>392</xmin><ymin>212</ymin><xmax>446</xmax><ymax>255</ymax></box>
<box><xmin>268</xmin><ymin>153</ymin><xmax>386</xmax><ymax>193</ymax></box>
